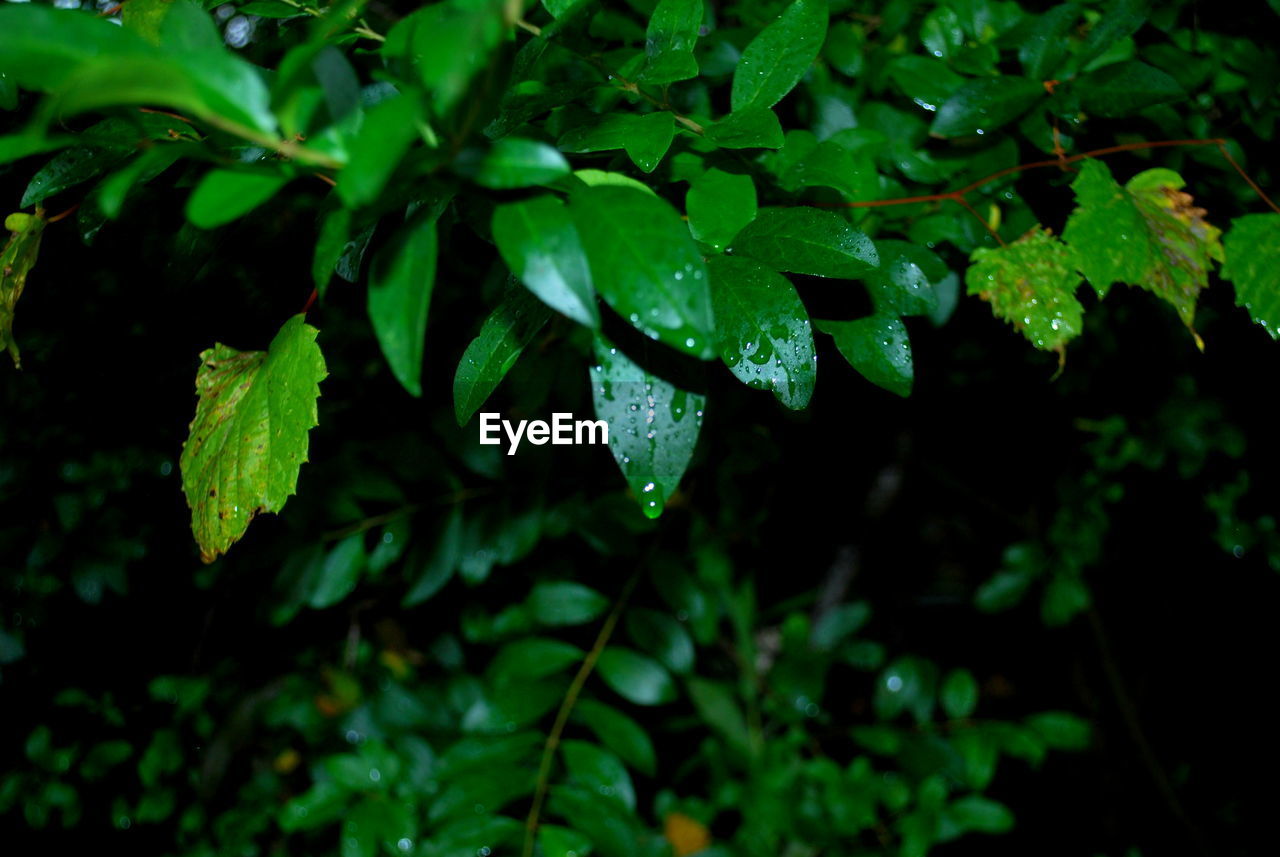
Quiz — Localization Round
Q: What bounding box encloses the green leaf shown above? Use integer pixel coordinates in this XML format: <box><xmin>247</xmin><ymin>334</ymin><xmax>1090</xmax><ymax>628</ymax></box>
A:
<box><xmin>492</xmin><ymin>196</ymin><xmax>598</xmax><ymax>327</ymax></box>
<box><xmin>590</xmin><ymin>337</ymin><xmax>705</xmax><ymax>518</ymax></box>
<box><xmin>706</xmin><ymin>255</ymin><xmax>815</xmax><ymax>410</ymax></box>
<box><xmin>312</xmin><ymin>207</ymin><xmax>351</xmax><ymax>297</ymax></box>
<box><xmin>383</xmin><ymin>0</ymin><xmax>505</xmax><ymax>115</ymax></box>
<box><xmin>640</xmin><ymin>0</ymin><xmax>704</xmax><ymax>84</ymax></box>
<box><xmin>1074</xmin><ymin>0</ymin><xmax>1148</xmax><ymax>72</ymax></box>
<box><xmin>966</xmin><ymin>227</ymin><xmax>1084</xmax><ymax>353</ymax></box>
<box><xmin>186</xmin><ymin>169</ymin><xmax>290</xmax><ymax>229</ymax></box>
<box><xmin>22</xmin><ymin>141</ymin><xmax>129</xmax><ymax>209</ymax></box>
<box><xmin>948</xmin><ymin>796</ymin><xmax>1014</xmax><ymax>834</ymax></box>
<box><xmin>528</xmin><ymin>581</ymin><xmax>609</xmax><ymax>626</ymax></box>
<box><xmin>940</xmin><ymin>668</ymin><xmax>979</xmax><ymax>719</ymax></box>
<box><xmin>1075</xmin><ymin>60</ymin><xmax>1183</xmax><ymax>117</ymax></box>
<box><xmin>570</xmin><ymin>187</ymin><xmax>715</xmax><ymax>359</ymax></box>
<box><xmin>453</xmin><ymin>287</ymin><xmax>552</xmax><ymax>425</ymax></box>
<box><xmin>731</xmin><ymin>207</ymin><xmax>879</xmax><ymax>279</ymax></box>
<box><xmin>401</xmin><ymin>507</ymin><xmax>462</xmax><ymax>607</ymax></box>
<box><xmin>0</xmin><ymin>211</ymin><xmax>46</xmax><ymax>369</ymax></box>
<box><xmin>489</xmin><ymin>637</ymin><xmax>584</xmax><ymax>686</ymax></box>
<box><xmin>1018</xmin><ymin>4</ymin><xmax>1080</xmax><ymax>81</ymax></box>
<box><xmin>98</xmin><ymin>146</ymin><xmax>182</xmax><ymax>219</ymax></box>
<box><xmin>596</xmin><ymin>647</ymin><xmax>677</xmax><ymax>705</ymax></box>
<box><xmin>1221</xmin><ymin>213</ymin><xmax>1280</xmax><ymax>338</ymax></box>
<box><xmin>687</xmin><ymin>168</ymin><xmax>758</xmax><ymax>252</ymax></box>
<box><xmin>558</xmin><ymin>112</ymin><xmax>676</xmax><ymax>173</ymax></box>
<box><xmin>1025</xmin><ymin>711</ymin><xmax>1091</xmax><ymax>749</ymax></box>
<box><xmin>571</xmin><ymin>699</ymin><xmax>657</xmax><ymax>776</ymax></box>
<box><xmin>864</xmin><ymin>240</ymin><xmax>945</xmax><ymax>317</ymax></box>
<box><xmin>539</xmin><ymin>825</ymin><xmax>593</xmax><ymax>857</ymax></box>
<box><xmin>929</xmin><ymin>76</ymin><xmax>1043</xmax><ymax>137</ymax></box>
<box><xmin>337</xmin><ymin>95</ymin><xmax>423</xmax><ymax>208</ymax></box>
<box><xmin>561</xmin><ymin>740</ymin><xmax>636</xmax><ymax>809</ymax></box>
<box><xmin>686</xmin><ymin>678</ymin><xmax>753</xmax><ymax>756</ymax></box>
<box><xmin>308</xmin><ymin>534</ymin><xmax>367</xmax><ymax>609</ymax></box>
<box><xmin>705</xmin><ymin>107</ymin><xmax>785</xmax><ymax>149</ymax></box>
<box><xmin>730</xmin><ymin>0</ymin><xmax>829</xmax><ymax>112</ymax></box>
<box><xmin>460</xmin><ymin>138</ymin><xmax>570</xmax><ymax>189</ymax></box>
<box><xmin>341</xmin><ymin>799</ymin><xmax>414</xmax><ymax>857</ymax></box>
<box><xmin>873</xmin><ymin>656</ymin><xmax>937</xmax><ymax>723</ymax></box>
<box><xmin>1063</xmin><ymin>160</ymin><xmax>1223</xmax><ymax>334</ymax></box>
<box><xmin>179</xmin><ymin>314</ymin><xmax>327</xmax><ymax>563</ymax></box>
<box><xmin>816</xmin><ymin>314</ymin><xmax>912</xmax><ymax>398</ymax></box>
<box><xmin>886</xmin><ymin>55</ymin><xmax>965</xmax><ymax>111</ymax></box>
<box><xmin>368</xmin><ymin>209</ymin><xmax>439</xmax><ymax>397</ymax></box>
<box><xmin>625</xmin><ymin>608</ymin><xmax>694</xmax><ymax>674</ymax></box>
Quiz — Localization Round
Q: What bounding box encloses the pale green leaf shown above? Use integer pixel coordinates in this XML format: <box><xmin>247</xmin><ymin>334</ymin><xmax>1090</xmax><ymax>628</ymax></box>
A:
<box><xmin>966</xmin><ymin>227</ymin><xmax>1084</xmax><ymax>353</ymax></box>
<box><xmin>1221</xmin><ymin>213</ymin><xmax>1280</xmax><ymax>338</ymax></box>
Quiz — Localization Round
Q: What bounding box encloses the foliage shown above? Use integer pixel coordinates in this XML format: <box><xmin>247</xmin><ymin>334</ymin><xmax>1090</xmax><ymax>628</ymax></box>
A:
<box><xmin>2</xmin><ymin>0</ymin><xmax>1280</xmax><ymax>856</ymax></box>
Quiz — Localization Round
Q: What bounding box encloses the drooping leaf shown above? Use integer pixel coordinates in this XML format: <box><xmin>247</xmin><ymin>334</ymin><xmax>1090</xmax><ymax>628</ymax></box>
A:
<box><xmin>686</xmin><ymin>168</ymin><xmax>757</xmax><ymax>252</ymax></box>
<box><xmin>731</xmin><ymin>207</ymin><xmax>879</xmax><ymax>279</ymax></box>
<box><xmin>1074</xmin><ymin>60</ymin><xmax>1183</xmax><ymax>117</ymax></box>
<box><xmin>453</xmin><ymin>287</ymin><xmax>552</xmax><ymax>425</ymax></box>
<box><xmin>0</xmin><ymin>211</ymin><xmax>46</xmax><ymax>368</ymax></box>
<box><xmin>558</xmin><ymin>112</ymin><xmax>676</xmax><ymax>174</ymax></box>
<box><xmin>639</xmin><ymin>0</ymin><xmax>704</xmax><ymax>84</ymax></box>
<box><xmin>1063</xmin><ymin>160</ymin><xmax>1223</xmax><ymax>336</ymax></box>
<box><xmin>816</xmin><ymin>314</ymin><xmax>913</xmax><ymax>397</ymax></box>
<box><xmin>590</xmin><ymin>337</ymin><xmax>705</xmax><ymax>518</ymax></box>
<box><xmin>730</xmin><ymin>0</ymin><xmax>829</xmax><ymax>112</ymax></box>
<box><xmin>706</xmin><ymin>255</ymin><xmax>816</xmax><ymax>410</ymax></box>
<box><xmin>186</xmin><ymin>169</ymin><xmax>290</xmax><ymax>228</ymax></box>
<box><xmin>368</xmin><ymin>209</ymin><xmax>439</xmax><ymax>397</ymax></box>
<box><xmin>570</xmin><ymin>187</ymin><xmax>715</xmax><ymax>359</ymax></box>
<box><xmin>180</xmin><ymin>314</ymin><xmax>327</xmax><ymax>563</ymax></box>
<box><xmin>966</xmin><ymin>227</ymin><xmax>1084</xmax><ymax>354</ymax></box>
<box><xmin>929</xmin><ymin>76</ymin><xmax>1043</xmax><ymax>138</ymax></box>
<box><xmin>1221</xmin><ymin>213</ymin><xmax>1280</xmax><ymax>339</ymax></box>
<box><xmin>491</xmin><ymin>195</ymin><xmax>599</xmax><ymax>327</ymax></box>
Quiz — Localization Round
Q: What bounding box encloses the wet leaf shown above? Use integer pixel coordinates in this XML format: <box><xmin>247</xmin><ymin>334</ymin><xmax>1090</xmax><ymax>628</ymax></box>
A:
<box><xmin>816</xmin><ymin>314</ymin><xmax>913</xmax><ymax>397</ymax></box>
<box><xmin>559</xmin><ymin>112</ymin><xmax>676</xmax><ymax>174</ymax></box>
<box><xmin>1221</xmin><ymin>213</ymin><xmax>1280</xmax><ymax>339</ymax></box>
<box><xmin>180</xmin><ymin>314</ymin><xmax>327</xmax><ymax>563</ymax></box>
<box><xmin>492</xmin><ymin>195</ymin><xmax>598</xmax><ymax>328</ymax></box>
<box><xmin>929</xmin><ymin>76</ymin><xmax>1043</xmax><ymax>138</ymax></box>
<box><xmin>686</xmin><ymin>168</ymin><xmax>757</xmax><ymax>252</ymax></box>
<box><xmin>0</xmin><ymin>211</ymin><xmax>46</xmax><ymax>368</ymax></box>
<box><xmin>453</xmin><ymin>287</ymin><xmax>551</xmax><ymax>425</ymax></box>
<box><xmin>731</xmin><ymin>0</ymin><xmax>829</xmax><ymax>112</ymax></box>
<box><xmin>966</xmin><ymin>227</ymin><xmax>1084</xmax><ymax>354</ymax></box>
<box><xmin>639</xmin><ymin>0</ymin><xmax>704</xmax><ymax>84</ymax></box>
<box><xmin>731</xmin><ymin>207</ymin><xmax>879</xmax><ymax>279</ymax></box>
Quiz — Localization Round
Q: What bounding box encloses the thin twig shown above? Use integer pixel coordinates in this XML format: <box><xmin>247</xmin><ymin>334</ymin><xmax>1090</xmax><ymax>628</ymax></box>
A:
<box><xmin>522</xmin><ymin>569</ymin><xmax>642</xmax><ymax>857</ymax></box>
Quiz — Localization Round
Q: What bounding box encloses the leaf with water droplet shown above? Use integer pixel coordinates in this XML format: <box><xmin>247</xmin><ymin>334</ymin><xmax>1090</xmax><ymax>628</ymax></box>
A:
<box><xmin>590</xmin><ymin>337</ymin><xmax>705</xmax><ymax>518</ymax></box>
<box><xmin>816</xmin><ymin>314</ymin><xmax>913</xmax><ymax>397</ymax></box>
<box><xmin>929</xmin><ymin>75</ymin><xmax>1043</xmax><ymax>138</ymax></box>
<box><xmin>1221</xmin><ymin>213</ymin><xmax>1280</xmax><ymax>340</ymax></box>
<box><xmin>570</xmin><ymin>186</ymin><xmax>715</xmax><ymax>359</ymax></box>
<box><xmin>1063</xmin><ymin>159</ymin><xmax>1222</xmax><ymax>338</ymax></box>
<box><xmin>730</xmin><ymin>0</ymin><xmax>829</xmax><ymax>112</ymax></box>
<box><xmin>180</xmin><ymin>314</ymin><xmax>327</xmax><ymax>563</ymax></box>
<box><xmin>865</xmin><ymin>240</ymin><xmax>947</xmax><ymax>317</ymax></box>
<box><xmin>0</xmin><ymin>210</ymin><xmax>46</xmax><ymax>368</ymax></box>
<box><xmin>492</xmin><ymin>195</ymin><xmax>598</xmax><ymax>328</ymax></box>
<box><xmin>558</xmin><ymin>112</ymin><xmax>676</xmax><ymax>173</ymax></box>
<box><xmin>966</xmin><ymin>227</ymin><xmax>1084</xmax><ymax>355</ymax></box>
<box><xmin>638</xmin><ymin>0</ymin><xmax>704</xmax><ymax>85</ymax></box>
<box><xmin>707</xmin><ymin>255</ymin><xmax>815</xmax><ymax>409</ymax></box>
<box><xmin>453</xmin><ymin>286</ymin><xmax>552</xmax><ymax>426</ymax></box>
<box><xmin>731</xmin><ymin>206</ymin><xmax>879</xmax><ymax>279</ymax></box>
<box><xmin>687</xmin><ymin>168</ymin><xmax>757</xmax><ymax>253</ymax></box>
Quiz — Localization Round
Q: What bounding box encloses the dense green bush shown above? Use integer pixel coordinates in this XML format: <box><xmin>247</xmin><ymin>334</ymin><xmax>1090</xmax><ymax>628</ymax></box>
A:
<box><xmin>2</xmin><ymin>0</ymin><xmax>1279</xmax><ymax>855</ymax></box>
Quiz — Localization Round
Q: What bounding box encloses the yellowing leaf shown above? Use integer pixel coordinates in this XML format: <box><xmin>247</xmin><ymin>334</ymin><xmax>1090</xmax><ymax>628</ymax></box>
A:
<box><xmin>0</xmin><ymin>210</ymin><xmax>46</xmax><ymax>368</ymax></box>
<box><xmin>664</xmin><ymin>812</ymin><xmax>711</xmax><ymax>857</ymax></box>
<box><xmin>966</xmin><ymin>227</ymin><xmax>1084</xmax><ymax>357</ymax></box>
<box><xmin>180</xmin><ymin>314</ymin><xmax>327</xmax><ymax>563</ymax></box>
<box><xmin>1063</xmin><ymin>160</ymin><xmax>1222</xmax><ymax>342</ymax></box>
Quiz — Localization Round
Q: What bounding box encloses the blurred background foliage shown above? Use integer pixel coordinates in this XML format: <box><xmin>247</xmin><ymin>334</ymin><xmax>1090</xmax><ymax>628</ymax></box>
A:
<box><xmin>3</xmin><ymin>0</ymin><xmax>1280</xmax><ymax>856</ymax></box>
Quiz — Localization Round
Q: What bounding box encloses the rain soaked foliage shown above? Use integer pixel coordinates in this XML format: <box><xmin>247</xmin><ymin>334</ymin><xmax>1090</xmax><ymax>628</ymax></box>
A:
<box><xmin>2</xmin><ymin>0</ymin><xmax>1280</xmax><ymax>856</ymax></box>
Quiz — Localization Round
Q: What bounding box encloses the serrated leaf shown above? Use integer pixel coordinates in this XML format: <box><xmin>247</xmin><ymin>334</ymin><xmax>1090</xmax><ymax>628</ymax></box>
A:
<box><xmin>1075</xmin><ymin>60</ymin><xmax>1183</xmax><ymax>117</ymax></box>
<box><xmin>0</xmin><ymin>211</ymin><xmax>46</xmax><ymax>368</ymax></box>
<box><xmin>180</xmin><ymin>314</ymin><xmax>327</xmax><ymax>563</ymax></box>
<box><xmin>687</xmin><ymin>168</ymin><xmax>757</xmax><ymax>252</ymax></box>
<box><xmin>570</xmin><ymin>186</ymin><xmax>715</xmax><ymax>359</ymax></box>
<box><xmin>706</xmin><ymin>255</ymin><xmax>815</xmax><ymax>410</ymax></box>
<box><xmin>731</xmin><ymin>0</ymin><xmax>828</xmax><ymax>112</ymax></box>
<box><xmin>929</xmin><ymin>76</ymin><xmax>1043</xmax><ymax>138</ymax></box>
<box><xmin>705</xmin><ymin>107</ymin><xmax>785</xmax><ymax>149</ymax></box>
<box><xmin>1063</xmin><ymin>159</ymin><xmax>1222</xmax><ymax>335</ymax></box>
<box><xmin>865</xmin><ymin>240</ymin><xmax>945</xmax><ymax>317</ymax></box>
<box><xmin>731</xmin><ymin>207</ymin><xmax>879</xmax><ymax>279</ymax></box>
<box><xmin>816</xmin><ymin>314</ymin><xmax>913</xmax><ymax>397</ymax></box>
<box><xmin>1221</xmin><ymin>213</ymin><xmax>1280</xmax><ymax>338</ymax></box>
<box><xmin>368</xmin><ymin>209</ymin><xmax>438</xmax><ymax>397</ymax></box>
<box><xmin>639</xmin><ymin>0</ymin><xmax>704</xmax><ymax>84</ymax></box>
<box><xmin>966</xmin><ymin>227</ymin><xmax>1084</xmax><ymax>354</ymax></box>
<box><xmin>186</xmin><ymin>169</ymin><xmax>290</xmax><ymax>228</ymax></box>
<box><xmin>558</xmin><ymin>112</ymin><xmax>676</xmax><ymax>173</ymax></box>
<box><xmin>453</xmin><ymin>287</ymin><xmax>551</xmax><ymax>425</ymax></box>
<box><xmin>492</xmin><ymin>195</ymin><xmax>598</xmax><ymax>327</ymax></box>
<box><xmin>590</xmin><ymin>338</ymin><xmax>705</xmax><ymax>518</ymax></box>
